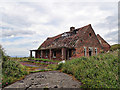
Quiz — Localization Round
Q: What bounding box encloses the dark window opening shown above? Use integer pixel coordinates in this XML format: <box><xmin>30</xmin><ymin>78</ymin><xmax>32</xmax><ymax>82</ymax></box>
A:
<box><xmin>45</xmin><ymin>51</ymin><xmax>48</xmax><ymax>57</ymax></box>
<box><xmin>89</xmin><ymin>33</ymin><xmax>91</xmax><ymax>37</ymax></box>
<box><xmin>89</xmin><ymin>49</ymin><xmax>92</xmax><ymax>56</ymax></box>
<box><xmin>69</xmin><ymin>50</ymin><xmax>72</xmax><ymax>57</ymax></box>
<box><xmin>95</xmin><ymin>48</ymin><xmax>97</xmax><ymax>55</ymax></box>
<box><xmin>39</xmin><ymin>51</ymin><xmax>41</xmax><ymax>57</ymax></box>
<box><xmin>81</xmin><ymin>40</ymin><xmax>83</xmax><ymax>42</ymax></box>
<box><xmin>53</xmin><ymin>51</ymin><xmax>56</xmax><ymax>58</ymax></box>
<box><xmin>84</xmin><ymin>47</ymin><xmax>86</xmax><ymax>56</ymax></box>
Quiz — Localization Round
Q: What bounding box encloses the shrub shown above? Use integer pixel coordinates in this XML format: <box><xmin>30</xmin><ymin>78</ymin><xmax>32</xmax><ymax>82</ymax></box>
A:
<box><xmin>110</xmin><ymin>44</ymin><xmax>120</xmax><ymax>51</ymax></box>
<box><xmin>2</xmin><ymin>60</ymin><xmax>28</xmax><ymax>87</ymax></box>
<box><xmin>56</xmin><ymin>51</ymin><xmax>119</xmax><ymax>88</ymax></box>
<box><xmin>0</xmin><ymin>45</ymin><xmax>28</xmax><ymax>87</ymax></box>
<box><xmin>47</xmin><ymin>64</ymin><xmax>57</xmax><ymax>70</ymax></box>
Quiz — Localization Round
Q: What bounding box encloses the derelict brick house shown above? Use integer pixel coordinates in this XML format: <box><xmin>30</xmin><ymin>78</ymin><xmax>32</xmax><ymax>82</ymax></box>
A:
<box><xmin>30</xmin><ymin>24</ymin><xmax>110</xmax><ymax>60</ymax></box>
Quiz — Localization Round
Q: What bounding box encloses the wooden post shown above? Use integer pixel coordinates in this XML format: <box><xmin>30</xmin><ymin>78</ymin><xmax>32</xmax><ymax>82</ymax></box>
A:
<box><xmin>41</xmin><ymin>50</ymin><xmax>43</xmax><ymax>58</ymax></box>
<box><xmin>50</xmin><ymin>49</ymin><xmax>52</xmax><ymax>60</ymax></box>
<box><xmin>35</xmin><ymin>51</ymin><xmax>37</xmax><ymax>58</ymax></box>
<box><xmin>30</xmin><ymin>50</ymin><xmax>32</xmax><ymax>58</ymax></box>
<box><xmin>67</xmin><ymin>49</ymin><xmax>69</xmax><ymax>60</ymax></box>
<box><xmin>62</xmin><ymin>48</ymin><xmax>66</xmax><ymax>60</ymax></box>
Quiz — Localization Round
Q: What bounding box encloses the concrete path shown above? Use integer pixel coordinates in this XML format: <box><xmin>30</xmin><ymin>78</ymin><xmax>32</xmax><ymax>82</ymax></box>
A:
<box><xmin>5</xmin><ymin>71</ymin><xmax>81</xmax><ymax>88</ymax></box>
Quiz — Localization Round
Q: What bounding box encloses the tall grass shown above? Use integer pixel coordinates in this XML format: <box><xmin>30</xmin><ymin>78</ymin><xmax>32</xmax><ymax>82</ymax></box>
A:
<box><xmin>29</xmin><ymin>58</ymin><xmax>60</xmax><ymax>63</ymax></box>
<box><xmin>0</xmin><ymin>45</ymin><xmax>28</xmax><ymax>87</ymax></box>
<box><xmin>56</xmin><ymin>51</ymin><xmax>119</xmax><ymax>88</ymax></box>
<box><xmin>2</xmin><ymin>59</ymin><xmax>28</xmax><ymax>87</ymax></box>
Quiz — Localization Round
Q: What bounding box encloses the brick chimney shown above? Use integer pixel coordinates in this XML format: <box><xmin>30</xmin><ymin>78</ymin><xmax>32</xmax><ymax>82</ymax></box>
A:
<box><xmin>70</xmin><ymin>27</ymin><xmax>75</xmax><ymax>32</ymax></box>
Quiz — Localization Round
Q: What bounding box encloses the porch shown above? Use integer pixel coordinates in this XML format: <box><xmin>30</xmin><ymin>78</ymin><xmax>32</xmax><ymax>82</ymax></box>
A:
<box><xmin>30</xmin><ymin>47</ymin><xmax>75</xmax><ymax>60</ymax></box>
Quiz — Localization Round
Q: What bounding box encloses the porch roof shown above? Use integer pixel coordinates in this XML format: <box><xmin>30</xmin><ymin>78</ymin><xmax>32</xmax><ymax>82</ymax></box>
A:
<box><xmin>30</xmin><ymin>47</ymin><xmax>74</xmax><ymax>51</ymax></box>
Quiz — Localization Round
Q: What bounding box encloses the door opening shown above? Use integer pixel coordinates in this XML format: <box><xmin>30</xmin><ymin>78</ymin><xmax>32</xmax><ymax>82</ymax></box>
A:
<box><xmin>89</xmin><ymin>48</ymin><xmax>92</xmax><ymax>56</ymax></box>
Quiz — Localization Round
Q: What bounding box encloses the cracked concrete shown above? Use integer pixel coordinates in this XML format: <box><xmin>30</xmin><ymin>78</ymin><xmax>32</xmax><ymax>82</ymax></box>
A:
<box><xmin>4</xmin><ymin>71</ymin><xmax>81</xmax><ymax>88</ymax></box>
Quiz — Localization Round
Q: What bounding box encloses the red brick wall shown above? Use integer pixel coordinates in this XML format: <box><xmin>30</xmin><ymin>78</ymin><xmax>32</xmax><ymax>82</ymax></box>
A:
<box><xmin>36</xmin><ymin>49</ymin><xmax>62</xmax><ymax>60</ymax></box>
<box><xmin>35</xmin><ymin>25</ymin><xmax>108</xmax><ymax>60</ymax></box>
<box><xmin>52</xmin><ymin>49</ymin><xmax>62</xmax><ymax>60</ymax></box>
<box><xmin>97</xmin><ymin>34</ymin><xmax>111</xmax><ymax>52</ymax></box>
<box><xmin>74</xmin><ymin>25</ymin><xmax>103</xmax><ymax>58</ymax></box>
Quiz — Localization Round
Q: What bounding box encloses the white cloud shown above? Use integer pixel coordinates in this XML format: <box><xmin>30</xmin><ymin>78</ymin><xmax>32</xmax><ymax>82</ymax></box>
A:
<box><xmin>0</xmin><ymin>1</ymin><xmax>118</xmax><ymax>57</ymax></box>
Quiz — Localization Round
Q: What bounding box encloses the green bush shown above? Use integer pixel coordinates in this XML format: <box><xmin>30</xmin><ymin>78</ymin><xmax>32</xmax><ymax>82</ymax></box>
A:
<box><xmin>56</xmin><ymin>63</ymin><xmax>64</xmax><ymax>70</ymax></box>
<box><xmin>110</xmin><ymin>44</ymin><xmax>120</xmax><ymax>51</ymax></box>
<box><xmin>2</xmin><ymin>60</ymin><xmax>28</xmax><ymax>87</ymax></box>
<box><xmin>0</xmin><ymin>45</ymin><xmax>28</xmax><ymax>87</ymax></box>
<box><xmin>47</xmin><ymin>64</ymin><xmax>57</xmax><ymax>70</ymax></box>
<box><xmin>56</xmin><ymin>51</ymin><xmax>119</xmax><ymax>88</ymax></box>
<box><xmin>29</xmin><ymin>58</ymin><xmax>60</xmax><ymax>63</ymax></box>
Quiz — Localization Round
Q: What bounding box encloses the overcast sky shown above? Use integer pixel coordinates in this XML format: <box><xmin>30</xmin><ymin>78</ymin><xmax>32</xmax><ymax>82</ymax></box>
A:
<box><xmin>0</xmin><ymin>0</ymin><xmax>118</xmax><ymax>57</ymax></box>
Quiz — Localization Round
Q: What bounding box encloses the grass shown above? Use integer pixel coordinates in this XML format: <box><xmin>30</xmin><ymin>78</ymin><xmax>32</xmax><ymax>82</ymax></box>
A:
<box><xmin>29</xmin><ymin>58</ymin><xmax>60</xmax><ymax>63</ymax></box>
<box><xmin>110</xmin><ymin>44</ymin><xmax>120</xmax><ymax>51</ymax></box>
<box><xmin>29</xmin><ymin>69</ymin><xmax>52</xmax><ymax>73</ymax></box>
<box><xmin>2</xmin><ymin>59</ymin><xmax>28</xmax><ymax>87</ymax></box>
<box><xmin>55</xmin><ymin>50</ymin><xmax>119</xmax><ymax>88</ymax></box>
<box><xmin>28</xmin><ymin>60</ymin><xmax>49</xmax><ymax>65</ymax></box>
<box><xmin>47</xmin><ymin>64</ymin><xmax>58</xmax><ymax>70</ymax></box>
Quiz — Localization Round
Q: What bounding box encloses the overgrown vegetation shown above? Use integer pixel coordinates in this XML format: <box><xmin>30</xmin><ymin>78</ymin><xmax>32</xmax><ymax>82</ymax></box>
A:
<box><xmin>29</xmin><ymin>58</ymin><xmax>60</xmax><ymax>63</ymax></box>
<box><xmin>1</xmin><ymin>45</ymin><xmax>28</xmax><ymax>87</ymax></box>
<box><xmin>29</xmin><ymin>69</ymin><xmax>52</xmax><ymax>73</ymax></box>
<box><xmin>56</xmin><ymin>51</ymin><xmax>119</xmax><ymax>88</ymax></box>
<box><xmin>110</xmin><ymin>44</ymin><xmax>120</xmax><ymax>51</ymax></box>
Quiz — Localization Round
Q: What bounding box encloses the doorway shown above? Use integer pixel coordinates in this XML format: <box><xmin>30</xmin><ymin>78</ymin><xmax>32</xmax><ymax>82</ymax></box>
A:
<box><xmin>66</xmin><ymin>49</ymin><xmax>72</xmax><ymax>60</ymax></box>
<box><xmin>89</xmin><ymin>48</ymin><xmax>92</xmax><ymax>56</ymax></box>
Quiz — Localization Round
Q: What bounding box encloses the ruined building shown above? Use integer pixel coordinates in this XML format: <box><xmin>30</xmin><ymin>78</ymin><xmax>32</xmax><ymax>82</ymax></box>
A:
<box><xmin>30</xmin><ymin>24</ymin><xmax>110</xmax><ymax>60</ymax></box>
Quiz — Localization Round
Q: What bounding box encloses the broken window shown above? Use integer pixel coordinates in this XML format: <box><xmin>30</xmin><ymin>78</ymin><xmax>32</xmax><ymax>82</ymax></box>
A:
<box><xmin>95</xmin><ymin>48</ymin><xmax>97</xmax><ymax>55</ymax></box>
<box><xmin>39</xmin><ymin>51</ymin><xmax>41</xmax><ymax>57</ymax></box>
<box><xmin>89</xmin><ymin>47</ymin><xmax>93</xmax><ymax>56</ymax></box>
<box><xmin>84</xmin><ymin>47</ymin><xmax>86</xmax><ymax>56</ymax></box>
<box><xmin>45</xmin><ymin>51</ymin><xmax>48</xmax><ymax>58</ymax></box>
<box><xmin>53</xmin><ymin>51</ymin><xmax>56</xmax><ymax>58</ymax></box>
<box><xmin>89</xmin><ymin>33</ymin><xmax>91</xmax><ymax>37</ymax></box>
<box><xmin>99</xmin><ymin>40</ymin><xmax>101</xmax><ymax>44</ymax></box>
<box><xmin>81</xmin><ymin>40</ymin><xmax>83</xmax><ymax>43</ymax></box>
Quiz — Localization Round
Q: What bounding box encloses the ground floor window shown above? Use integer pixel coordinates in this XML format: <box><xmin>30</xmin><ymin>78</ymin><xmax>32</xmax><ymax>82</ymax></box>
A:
<box><xmin>84</xmin><ymin>47</ymin><xmax>86</xmax><ymax>56</ymax></box>
<box><xmin>45</xmin><ymin>51</ymin><xmax>48</xmax><ymax>58</ymax></box>
<box><xmin>39</xmin><ymin>51</ymin><xmax>41</xmax><ymax>57</ymax></box>
<box><xmin>95</xmin><ymin>48</ymin><xmax>97</xmax><ymax>55</ymax></box>
<box><xmin>53</xmin><ymin>51</ymin><xmax>56</xmax><ymax>58</ymax></box>
<box><xmin>89</xmin><ymin>47</ymin><xmax>93</xmax><ymax>56</ymax></box>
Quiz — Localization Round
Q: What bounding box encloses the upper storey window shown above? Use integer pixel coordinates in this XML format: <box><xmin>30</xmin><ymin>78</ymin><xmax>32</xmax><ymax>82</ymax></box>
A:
<box><xmin>99</xmin><ymin>40</ymin><xmax>102</xmax><ymax>44</ymax></box>
<box><xmin>89</xmin><ymin>33</ymin><xmax>91</xmax><ymax>37</ymax></box>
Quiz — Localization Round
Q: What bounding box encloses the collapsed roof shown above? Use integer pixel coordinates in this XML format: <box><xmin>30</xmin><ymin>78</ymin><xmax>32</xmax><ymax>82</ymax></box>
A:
<box><xmin>38</xmin><ymin>24</ymin><xmax>92</xmax><ymax>50</ymax></box>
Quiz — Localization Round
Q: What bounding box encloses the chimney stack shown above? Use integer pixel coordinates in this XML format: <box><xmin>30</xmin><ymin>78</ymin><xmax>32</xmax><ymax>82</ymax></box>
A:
<box><xmin>70</xmin><ymin>27</ymin><xmax>75</xmax><ymax>32</ymax></box>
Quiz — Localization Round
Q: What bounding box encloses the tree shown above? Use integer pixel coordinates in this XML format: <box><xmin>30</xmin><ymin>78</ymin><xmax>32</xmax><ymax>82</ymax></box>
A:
<box><xmin>0</xmin><ymin>45</ymin><xmax>8</xmax><ymax>61</ymax></box>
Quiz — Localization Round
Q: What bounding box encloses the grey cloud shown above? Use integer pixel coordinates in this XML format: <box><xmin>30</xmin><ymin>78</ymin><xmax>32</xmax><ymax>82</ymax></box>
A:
<box><xmin>2</xmin><ymin>29</ymin><xmax>35</xmax><ymax>38</ymax></box>
<box><xmin>0</xmin><ymin>26</ymin><xmax>13</xmax><ymax>30</ymax></box>
<box><xmin>44</xmin><ymin>17</ymin><xmax>63</xmax><ymax>26</ymax></box>
<box><xmin>99</xmin><ymin>2</ymin><xmax>117</xmax><ymax>11</ymax></box>
<box><xmin>95</xmin><ymin>2</ymin><xmax>117</xmax><ymax>30</ymax></box>
<box><xmin>0</xmin><ymin>12</ymin><xmax>32</xmax><ymax>28</ymax></box>
<box><xmin>95</xmin><ymin>14</ymin><xmax>117</xmax><ymax>30</ymax></box>
<box><xmin>107</xmin><ymin>39</ymin><xmax>118</xmax><ymax>44</ymax></box>
<box><xmin>19</xmin><ymin>2</ymin><xmax>47</xmax><ymax>14</ymax></box>
<box><xmin>104</xmin><ymin>30</ymin><xmax>118</xmax><ymax>44</ymax></box>
<box><xmin>104</xmin><ymin>30</ymin><xmax>118</xmax><ymax>38</ymax></box>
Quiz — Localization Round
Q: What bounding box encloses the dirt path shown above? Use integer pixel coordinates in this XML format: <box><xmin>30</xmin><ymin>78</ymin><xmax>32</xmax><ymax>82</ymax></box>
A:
<box><xmin>5</xmin><ymin>71</ymin><xmax>81</xmax><ymax>88</ymax></box>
